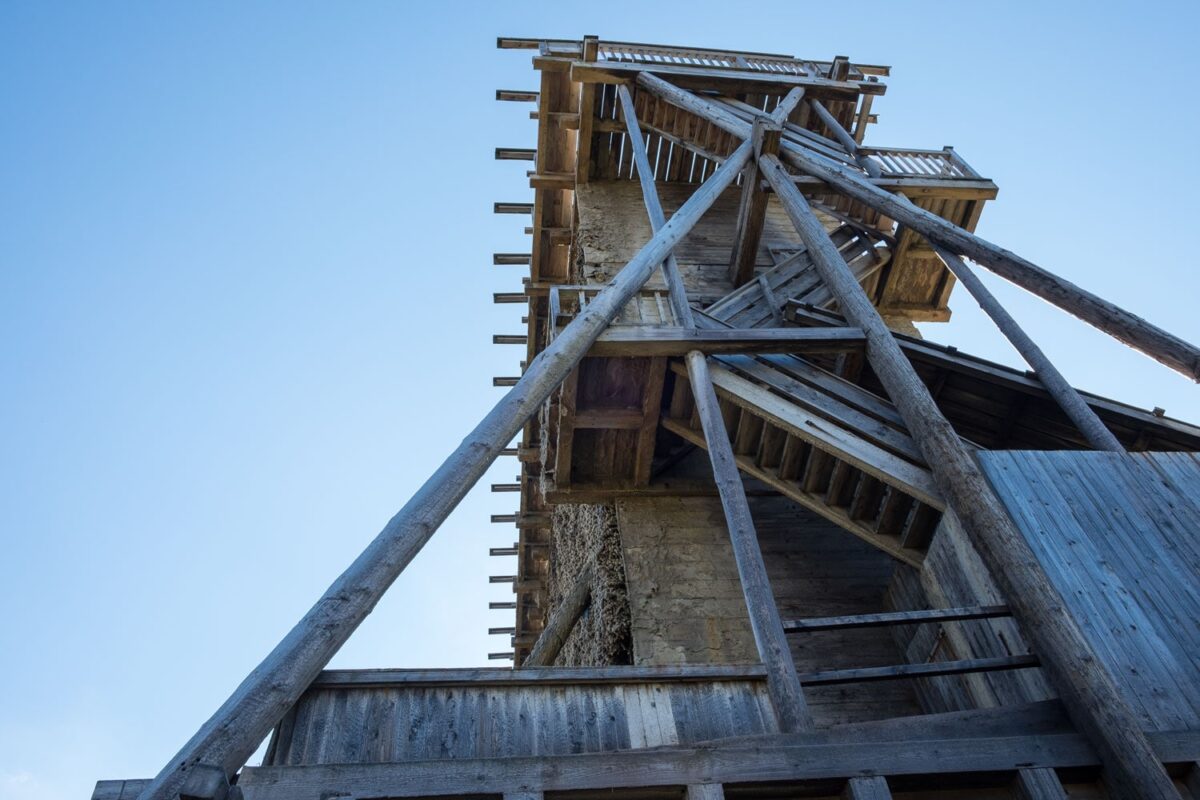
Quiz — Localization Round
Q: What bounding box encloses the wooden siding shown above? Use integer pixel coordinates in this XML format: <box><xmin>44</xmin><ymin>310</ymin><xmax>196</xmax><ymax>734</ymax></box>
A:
<box><xmin>263</xmin><ymin>666</ymin><xmax>778</xmax><ymax>766</ymax></box>
<box><xmin>979</xmin><ymin>450</ymin><xmax>1200</xmax><ymax>731</ymax></box>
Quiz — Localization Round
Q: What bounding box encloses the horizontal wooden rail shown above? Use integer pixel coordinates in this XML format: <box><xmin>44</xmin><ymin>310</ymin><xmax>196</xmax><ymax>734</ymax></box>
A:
<box><xmin>784</xmin><ymin>605</ymin><xmax>1011</xmax><ymax>633</ymax></box>
<box><xmin>799</xmin><ymin>654</ymin><xmax>1039</xmax><ymax>686</ymax></box>
<box><xmin>588</xmin><ymin>327</ymin><xmax>865</xmax><ymax>357</ymax></box>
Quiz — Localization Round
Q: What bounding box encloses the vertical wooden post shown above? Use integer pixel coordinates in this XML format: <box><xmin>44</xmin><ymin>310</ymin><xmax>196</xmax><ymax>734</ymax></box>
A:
<box><xmin>685</xmin><ymin>350</ymin><xmax>812</xmax><ymax>733</ymax></box>
<box><xmin>757</xmin><ymin>151</ymin><xmax>1180</xmax><ymax>799</ymax></box>
<box><xmin>1012</xmin><ymin>768</ymin><xmax>1069</xmax><ymax>800</ymax></box>
<box><xmin>728</xmin><ymin>119</ymin><xmax>775</xmax><ymax>287</ymax></box>
<box><xmin>931</xmin><ymin>245</ymin><xmax>1124</xmax><ymax>452</ymax></box>
<box><xmin>617</xmin><ymin>86</ymin><xmax>811</xmax><ymax>733</ymax></box>
<box><xmin>842</xmin><ymin>776</ymin><xmax>892</xmax><ymax>800</ymax></box>
<box><xmin>133</xmin><ymin>140</ymin><xmax>754</xmax><ymax>800</ymax></box>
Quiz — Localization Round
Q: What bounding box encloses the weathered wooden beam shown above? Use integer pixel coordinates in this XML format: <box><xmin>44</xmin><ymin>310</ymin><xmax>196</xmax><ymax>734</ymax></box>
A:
<box><xmin>757</xmin><ymin>151</ymin><xmax>1181</xmax><ymax>799</ymax></box>
<box><xmin>1012</xmin><ymin>768</ymin><xmax>1068</xmax><ymax>800</ymax></box>
<box><xmin>522</xmin><ymin>566</ymin><xmax>593</xmax><ymax>667</ymax></box>
<box><xmin>930</xmin><ymin>245</ymin><xmax>1124</xmax><ymax>452</ymax></box>
<box><xmin>799</xmin><ymin>654</ymin><xmax>1039</xmax><ymax>686</ymax></box>
<box><xmin>643</xmin><ymin>77</ymin><xmax>1196</xmax><ymax>378</ymax></box>
<box><xmin>231</xmin><ymin>730</ymin><xmax>1200</xmax><ymax>800</ymax></box>
<box><xmin>686</xmin><ymin>351</ymin><xmax>812</xmax><ymax>734</ymax></box>
<box><xmin>617</xmin><ymin>85</ymin><xmax>808</xmax><ymax>734</ymax></box>
<box><xmin>588</xmin><ymin>327</ymin><xmax>865</xmax><ymax>357</ymax></box>
<box><xmin>728</xmin><ymin>118</ymin><xmax>780</xmax><ymax>287</ymax></box>
<box><xmin>616</xmin><ymin>85</ymin><xmax>694</xmax><ymax>326</ymax></box>
<box><xmin>784</xmin><ymin>604</ymin><xmax>1009</xmax><ymax>633</ymax></box>
<box><xmin>843</xmin><ymin>776</ymin><xmax>891</xmax><ymax>800</ymax></box>
<box><xmin>132</xmin><ymin>139</ymin><xmax>755</xmax><ymax>800</ymax></box>
<box><xmin>776</xmin><ymin>143</ymin><xmax>1200</xmax><ymax>380</ymax></box>
<box><xmin>807</xmin><ymin>98</ymin><xmax>881</xmax><ymax>178</ymax></box>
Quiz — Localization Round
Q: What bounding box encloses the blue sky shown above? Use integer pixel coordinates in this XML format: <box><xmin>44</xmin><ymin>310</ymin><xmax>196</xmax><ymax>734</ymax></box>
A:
<box><xmin>2</xmin><ymin>3</ymin><xmax>1198</xmax><ymax>798</ymax></box>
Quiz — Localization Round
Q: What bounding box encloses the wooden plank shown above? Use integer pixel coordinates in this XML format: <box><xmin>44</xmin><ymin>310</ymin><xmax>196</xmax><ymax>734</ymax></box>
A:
<box><xmin>798</xmin><ymin>654</ymin><xmax>1039</xmax><ymax>686</ymax></box>
<box><xmin>588</xmin><ymin>327</ymin><xmax>865</xmax><ymax>357</ymax></box>
<box><xmin>234</xmin><ymin>731</ymin><xmax>1200</xmax><ymax>800</ymax></box>
<box><xmin>574</xmin><ymin>60</ymin><xmax>887</xmax><ymax>98</ymax></box>
<box><xmin>843</xmin><ymin>776</ymin><xmax>891</xmax><ymax>800</ymax></box>
<box><xmin>783</xmin><ymin>605</ymin><xmax>1009</xmax><ymax>633</ymax></box>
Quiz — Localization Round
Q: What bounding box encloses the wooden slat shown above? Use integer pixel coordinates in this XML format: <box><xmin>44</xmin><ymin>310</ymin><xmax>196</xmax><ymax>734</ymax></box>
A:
<box><xmin>784</xmin><ymin>605</ymin><xmax>1010</xmax><ymax>633</ymax></box>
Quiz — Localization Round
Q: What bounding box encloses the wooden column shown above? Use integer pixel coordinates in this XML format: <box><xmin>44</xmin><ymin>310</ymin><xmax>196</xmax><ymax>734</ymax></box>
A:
<box><xmin>777</xmin><ymin>142</ymin><xmax>1200</xmax><ymax>381</ymax></box>
<box><xmin>931</xmin><ymin>245</ymin><xmax>1124</xmax><ymax>452</ymax></box>
<box><xmin>134</xmin><ymin>139</ymin><xmax>754</xmax><ymax>800</ymax></box>
<box><xmin>617</xmin><ymin>85</ymin><xmax>811</xmax><ymax>733</ymax></box>
<box><xmin>686</xmin><ymin>350</ymin><xmax>812</xmax><ymax>733</ymax></box>
<box><xmin>522</xmin><ymin>566</ymin><xmax>593</xmax><ymax>667</ymax></box>
<box><xmin>1012</xmin><ymin>768</ymin><xmax>1069</xmax><ymax>800</ymax></box>
<box><xmin>757</xmin><ymin>151</ymin><xmax>1180</xmax><ymax>799</ymax></box>
<box><xmin>728</xmin><ymin>119</ymin><xmax>776</xmax><ymax>287</ymax></box>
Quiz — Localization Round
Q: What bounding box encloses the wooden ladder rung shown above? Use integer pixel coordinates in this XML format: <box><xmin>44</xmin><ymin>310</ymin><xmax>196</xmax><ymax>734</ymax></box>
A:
<box><xmin>783</xmin><ymin>604</ymin><xmax>1011</xmax><ymax>632</ymax></box>
<box><xmin>798</xmin><ymin>654</ymin><xmax>1037</xmax><ymax>686</ymax></box>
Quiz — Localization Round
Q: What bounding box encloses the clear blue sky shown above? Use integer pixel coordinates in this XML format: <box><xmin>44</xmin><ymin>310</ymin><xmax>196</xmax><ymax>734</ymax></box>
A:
<box><xmin>2</xmin><ymin>2</ymin><xmax>1197</xmax><ymax>798</ymax></box>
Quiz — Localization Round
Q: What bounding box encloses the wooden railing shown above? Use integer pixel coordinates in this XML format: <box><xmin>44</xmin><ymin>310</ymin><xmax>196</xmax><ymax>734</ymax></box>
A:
<box><xmin>861</xmin><ymin>147</ymin><xmax>981</xmax><ymax>179</ymax></box>
<box><xmin>548</xmin><ymin>284</ymin><xmax>680</xmax><ymax>341</ymax></box>
<box><xmin>597</xmin><ymin>41</ymin><xmax>888</xmax><ymax>79</ymax></box>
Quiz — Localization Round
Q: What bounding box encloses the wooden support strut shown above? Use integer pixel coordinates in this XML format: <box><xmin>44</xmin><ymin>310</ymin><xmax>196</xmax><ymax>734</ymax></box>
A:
<box><xmin>756</xmin><ymin>151</ymin><xmax>1180</xmax><ymax>799</ymax></box>
<box><xmin>807</xmin><ymin>98</ymin><xmax>881</xmax><ymax>178</ymax></box>
<box><xmin>635</xmin><ymin>70</ymin><xmax>1200</xmax><ymax>381</ymax></box>
<box><xmin>930</xmin><ymin>245</ymin><xmax>1124</xmax><ymax>452</ymax></box>
<box><xmin>523</xmin><ymin>565</ymin><xmax>593</xmax><ymax>667</ymax></box>
<box><xmin>132</xmin><ymin>138</ymin><xmax>754</xmax><ymax>800</ymax></box>
<box><xmin>775</xmin><ymin>142</ymin><xmax>1200</xmax><ymax>382</ymax></box>
<box><xmin>618</xmin><ymin>83</ymin><xmax>811</xmax><ymax>734</ymax></box>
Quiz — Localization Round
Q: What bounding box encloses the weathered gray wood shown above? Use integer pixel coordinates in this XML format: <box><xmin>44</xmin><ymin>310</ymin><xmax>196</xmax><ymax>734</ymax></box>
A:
<box><xmin>686</xmin><ymin>351</ymin><xmax>812</xmax><ymax>734</ymax></box>
<box><xmin>589</xmin><ymin>326</ymin><xmax>865</xmax><ymax>357</ymax></box>
<box><xmin>843</xmin><ymin>776</ymin><xmax>891</xmax><ymax>799</ymax></box>
<box><xmin>523</xmin><ymin>566</ymin><xmax>593</xmax><ymax>667</ymax></box>
<box><xmin>757</xmin><ymin>151</ymin><xmax>1181</xmax><ymax>799</ymax></box>
<box><xmin>686</xmin><ymin>784</ymin><xmax>725</xmax><ymax>800</ymax></box>
<box><xmin>1012</xmin><ymin>768</ymin><xmax>1068</xmax><ymax>800</ymax></box>
<box><xmin>233</xmin><ymin>730</ymin><xmax>1200</xmax><ymax>800</ymax></box>
<box><xmin>641</xmin><ymin>73</ymin><xmax>1199</xmax><ymax>379</ymax></box>
<box><xmin>616</xmin><ymin>84</ymin><xmax>694</xmax><ymax>327</ymax></box>
<box><xmin>728</xmin><ymin>119</ymin><xmax>774</xmax><ymax>286</ymax></box>
<box><xmin>783</xmin><ymin>605</ymin><xmax>1009</xmax><ymax>632</ymax></box>
<box><xmin>314</xmin><ymin>664</ymin><xmax>769</xmax><ymax>688</ymax></box>
<box><xmin>931</xmin><ymin>245</ymin><xmax>1124</xmax><ymax>451</ymax></box>
<box><xmin>808</xmin><ymin>98</ymin><xmax>881</xmax><ymax>178</ymax></box>
<box><xmin>777</xmin><ymin>142</ymin><xmax>1200</xmax><ymax>380</ymax></box>
<box><xmin>133</xmin><ymin>138</ymin><xmax>756</xmax><ymax>800</ymax></box>
<box><xmin>798</xmin><ymin>654</ymin><xmax>1039</xmax><ymax>686</ymax></box>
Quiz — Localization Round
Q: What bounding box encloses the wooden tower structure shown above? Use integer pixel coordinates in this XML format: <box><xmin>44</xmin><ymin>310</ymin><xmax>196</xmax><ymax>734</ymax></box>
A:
<box><xmin>97</xmin><ymin>37</ymin><xmax>1200</xmax><ymax>800</ymax></box>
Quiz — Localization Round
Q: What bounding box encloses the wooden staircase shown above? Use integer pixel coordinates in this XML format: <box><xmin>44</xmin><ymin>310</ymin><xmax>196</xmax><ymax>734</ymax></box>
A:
<box><xmin>704</xmin><ymin>223</ymin><xmax>889</xmax><ymax>327</ymax></box>
<box><xmin>663</xmin><ymin>353</ymin><xmax>944</xmax><ymax>567</ymax></box>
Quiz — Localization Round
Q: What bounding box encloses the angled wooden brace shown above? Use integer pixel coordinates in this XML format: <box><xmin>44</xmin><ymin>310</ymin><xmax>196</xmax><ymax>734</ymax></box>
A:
<box><xmin>133</xmin><ymin>137</ymin><xmax>754</xmax><ymax>800</ymax></box>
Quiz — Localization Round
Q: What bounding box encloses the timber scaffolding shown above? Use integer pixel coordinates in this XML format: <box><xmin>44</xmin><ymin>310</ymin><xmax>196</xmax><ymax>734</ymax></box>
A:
<box><xmin>96</xmin><ymin>36</ymin><xmax>1200</xmax><ymax>800</ymax></box>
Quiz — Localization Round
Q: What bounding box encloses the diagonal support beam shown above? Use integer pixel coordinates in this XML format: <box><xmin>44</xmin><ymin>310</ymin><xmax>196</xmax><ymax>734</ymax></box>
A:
<box><xmin>931</xmin><ymin>245</ymin><xmax>1124</xmax><ymax>452</ymax></box>
<box><xmin>757</xmin><ymin>151</ymin><xmax>1179</xmax><ymax>799</ymax></box>
<box><xmin>133</xmin><ymin>138</ymin><xmax>754</xmax><ymax>800</ymax></box>
<box><xmin>728</xmin><ymin>119</ymin><xmax>776</xmax><ymax>287</ymax></box>
<box><xmin>637</xmin><ymin>71</ymin><xmax>1200</xmax><ymax>380</ymax></box>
